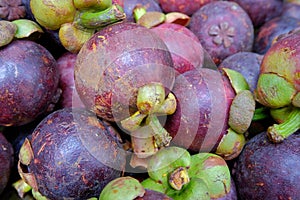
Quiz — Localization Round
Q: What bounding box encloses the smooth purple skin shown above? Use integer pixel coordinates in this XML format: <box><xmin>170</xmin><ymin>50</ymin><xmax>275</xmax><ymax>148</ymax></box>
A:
<box><xmin>0</xmin><ymin>40</ymin><xmax>61</xmax><ymax>126</ymax></box>
<box><xmin>21</xmin><ymin>108</ymin><xmax>126</xmax><ymax>200</ymax></box>
<box><xmin>230</xmin><ymin>0</ymin><xmax>283</xmax><ymax>27</ymax></box>
<box><xmin>56</xmin><ymin>52</ymin><xmax>85</xmax><ymax>108</ymax></box>
<box><xmin>0</xmin><ymin>132</ymin><xmax>14</xmax><ymax>195</ymax></box>
<box><xmin>281</xmin><ymin>2</ymin><xmax>300</xmax><ymax>20</ymax></box>
<box><xmin>189</xmin><ymin>1</ymin><xmax>254</xmax><ymax>65</ymax></box>
<box><xmin>164</xmin><ymin>68</ymin><xmax>235</xmax><ymax>153</ymax></box>
<box><xmin>254</xmin><ymin>16</ymin><xmax>300</xmax><ymax>55</ymax></box>
<box><xmin>75</xmin><ymin>22</ymin><xmax>175</xmax><ymax>122</ymax></box>
<box><xmin>232</xmin><ymin>131</ymin><xmax>300</xmax><ymax>200</ymax></box>
<box><xmin>158</xmin><ymin>0</ymin><xmax>217</xmax><ymax>16</ymax></box>
<box><xmin>218</xmin><ymin>52</ymin><xmax>263</xmax><ymax>92</ymax></box>
<box><xmin>151</xmin><ymin>23</ymin><xmax>204</xmax><ymax>75</ymax></box>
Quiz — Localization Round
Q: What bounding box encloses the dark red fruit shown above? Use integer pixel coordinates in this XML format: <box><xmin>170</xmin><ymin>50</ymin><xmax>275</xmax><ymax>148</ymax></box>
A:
<box><xmin>232</xmin><ymin>131</ymin><xmax>300</xmax><ymax>200</ymax></box>
<box><xmin>18</xmin><ymin>108</ymin><xmax>126</xmax><ymax>200</ymax></box>
<box><xmin>57</xmin><ymin>52</ymin><xmax>85</xmax><ymax>108</ymax></box>
<box><xmin>0</xmin><ymin>132</ymin><xmax>14</xmax><ymax>195</ymax></box>
<box><xmin>164</xmin><ymin>68</ymin><xmax>235</xmax><ymax>153</ymax></box>
<box><xmin>253</xmin><ymin>16</ymin><xmax>300</xmax><ymax>55</ymax></box>
<box><xmin>75</xmin><ymin>22</ymin><xmax>175</xmax><ymax>122</ymax></box>
<box><xmin>218</xmin><ymin>52</ymin><xmax>263</xmax><ymax>92</ymax></box>
<box><xmin>189</xmin><ymin>1</ymin><xmax>254</xmax><ymax>65</ymax></box>
<box><xmin>158</xmin><ymin>0</ymin><xmax>217</xmax><ymax>16</ymax></box>
<box><xmin>151</xmin><ymin>23</ymin><xmax>204</xmax><ymax>75</ymax></box>
<box><xmin>229</xmin><ymin>0</ymin><xmax>283</xmax><ymax>27</ymax></box>
<box><xmin>0</xmin><ymin>40</ymin><xmax>61</xmax><ymax>126</ymax></box>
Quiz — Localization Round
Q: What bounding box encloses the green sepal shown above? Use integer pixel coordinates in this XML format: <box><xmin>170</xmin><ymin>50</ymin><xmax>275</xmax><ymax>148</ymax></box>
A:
<box><xmin>215</xmin><ymin>128</ymin><xmax>246</xmax><ymax>160</ymax></box>
<box><xmin>228</xmin><ymin>90</ymin><xmax>256</xmax><ymax>134</ymax></box>
<box><xmin>147</xmin><ymin>147</ymin><xmax>191</xmax><ymax>188</ymax></box>
<box><xmin>12</xmin><ymin>19</ymin><xmax>43</xmax><ymax>39</ymax></box>
<box><xmin>99</xmin><ymin>176</ymin><xmax>145</xmax><ymax>200</ymax></box>
<box><xmin>221</xmin><ymin>68</ymin><xmax>250</xmax><ymax>94</ymax></box>
<box><xmin>254</xmin><ymin>73</ymin><xmax>296</xmax><ymax>108</ymax></box>
<box><xmin>74</xmin><ymin>4</ymin><xmax>126</xmax><ymax>30</ymax></box>
<box><xmin>0</xmin><ymin>20</ymin><xmax>17</xmax><ymax>47</ymax></box>
<box><xmin>166</xmin><ymin>178</ymin><xmax>210</xmax><ymax>200</ymax></box>
<box><xmin>189</xmin><ymin>153</ymin><xmax>231</xmax><ymax>199</ymax></box>
<box><xmin>141</xmin><ymin>178</ymin><xmax>167</xmax><ymax>194</ymax></box>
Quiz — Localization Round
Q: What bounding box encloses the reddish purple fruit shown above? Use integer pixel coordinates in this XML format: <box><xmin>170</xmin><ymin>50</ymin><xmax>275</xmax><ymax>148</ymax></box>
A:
<box><xmin>0</xmin><ymin>132</ymin><xmax>14</xmax><ymax>195</ymax></box>
<box><xmin>164</xmin><ymin>68</ymin><xmax>235</xmax><ymax>153</ymax></box>
<box><xmin>18</xmin><ymin>108</ymin><xmax>127</xmax><ymax>200</ymax></box>
<box><xmin>75</xmin><ymin>22</ymin><xmax>175</xmax><ymax>122</ymax></box>
<box><xmin>218</xmin><ymin>52</ymin><xmax>263</xmax><ymax>92</ymax></box>
<box><xmin>230</xmin><ymin>0</ymin><xmax>283</xmax><ymax>28</ymax></box>
<box><xmin>189</xmin><ymin>1</ymin><xmax>254</xmax><ymax>65</ymax></box>
<box><xmin>254</xmin><ymin>16</ymin><xmax>300</xmax><ymax>55</ymax></box>
<box><xmin>281</xmin><ymin>1</ymin><xmax>300</xmax><ymax>20</ymax></box>
<box><xmin>232</xmin><ymin>131</ymin><xmax>300</xmax><ymax>200</ymax></box>
<box><xmin>0</xmin><ymin>40</ymin><xmax>61</xmax><ymax>126</ymax></box>
<box><xmin>158</xmin><ymin>0</ymin><xmax>217</xmax><ymax>16</ymax></box>
<box><xmin>151</xmin><ymin>23</ymin><xmax>204</xmax><ymax>75</ymax></box>
<box><xmin>57</xmin><ymin>52</ymin><xmax>85</xmax><ymax>108</ymax></box>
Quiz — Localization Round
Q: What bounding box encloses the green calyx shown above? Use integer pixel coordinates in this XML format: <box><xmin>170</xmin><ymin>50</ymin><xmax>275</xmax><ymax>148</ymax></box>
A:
<box><xmin>221</xmin><ymin>68</ymin><xmax>250</xmax><ymax>93</ymax></box>
<box><xmin>267</xmin><ymin>106</ymin><xmax>300</xmax><ymax>143</ymax></box>
<box><xmin>142</xmin><ymin>147</ymin><xmax>232</xmax><ymax>199</ymax></box>
<box><xmin>254</xmin><ymin>73</ymin><xmax>296</xmax><ymax>108</ymax></box>
<box><xmin>215</xmin><ymin>128</ymin><xmax>246</xmax><ymax>160</ymax></box>
<box><xmin>99</xmin><ymin>177</ymin><xmax>145</xmax><ymax>200</ymax></box>
<box><xmin>189</xmin><ymin>153</ymin><xmax>232</xmax><ymax>199</ymax></box>
<box><xmin>121</xmin><ymin>83</ymin><xmax>176</xmax><ymax>168</ymax></box>
<box><xmin>0</xmin><ymin>20</ymin><xmax>17</xmax><ymax>47</ymax></box>
<box><xmin>74</xmin><ymin>3</ymin><xmax>126</xmax><ymax>30</ymax></box>
<box><xmin>228</xmin><ymin>90</ymin><xmax>256</xmax><ymax>134</ymax></box>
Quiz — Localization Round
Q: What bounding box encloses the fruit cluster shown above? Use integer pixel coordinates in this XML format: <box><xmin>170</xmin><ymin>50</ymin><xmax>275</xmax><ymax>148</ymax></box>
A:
<box><xmin>0</xmin><ymin>0</ymin><xmax>299</xmax><ymax>199</ymax></box>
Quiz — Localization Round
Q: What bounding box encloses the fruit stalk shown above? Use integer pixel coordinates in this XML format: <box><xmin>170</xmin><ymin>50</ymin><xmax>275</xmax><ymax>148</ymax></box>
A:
<box><xmin>74</xmin><ymin>3</ymin><xmax>126</xmax><ymax>29</ymax></box>
<box><xmin>267</xmin><ymin>107</ymin><xmax>300</xmax><ymax>142</ymax></box>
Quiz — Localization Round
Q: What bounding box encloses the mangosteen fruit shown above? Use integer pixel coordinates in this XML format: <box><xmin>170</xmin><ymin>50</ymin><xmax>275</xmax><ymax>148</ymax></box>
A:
<box><xmin>75</xmin><ymin>21</ymin><xmax>177</xmax><ymax>166</ymax></box>
<box><xmin>0</xmin><ymin>40</ymin><xmax>61</xmax><ymax>126</ymax></box>
<box><xmin>74</xmin><ymin>21</ymin><xmax>175</xmax><ymax>122</ymax></box>
<box><xmin>18</xmin><ymin>108</ymin><xmax>127</xmax><ymax>200</ymax></box>
<box><xmin>189</xmin><ymin>1</ymin><xmax>254</xmax><ymax>65</ymax></box>
<box><xmin>232</xmin><ymin>130</ymin><xmax>300</xmax><ymax>199</ymax></box>
<box><xmin>158</xmin><ymin>0</ymin><xmax>217</xmax><ymax>16</ymax></box>
<box><xmin>218</xmin><ymin>52</ymin><xmax>263</xmax><ymax>92</ymax></box>
<box><xmin>150</xmin><ymin>23</ymin><xmax>204</xmax><ymax>75</ymax></box>
<box><xmin>164</xmin><ymin>67</ymin><xmax>254</xmax><ymax>161</ymax></box>
<box><xmin>254</xmin><ymin>29</ymin><xmax>300</xmax><ymax>142</ymax></box>
<box><xmin>229</xmin><ymin>0</ymin><xmax>283</xmax><ymax>28</ymax></box>
<box><xmin>56</xmin><ymin>52</ymin><xmax>85</xmax><ymax>108</ymax></box>
<box><xmin>253</xmin><ymin>16</ymin><xmax>300</xmax><ymax>55</ymax></box>
<box><xmin>0</xmin><ymin>132</ymin><xmax>14</xmax><ymax>195</ymax></box>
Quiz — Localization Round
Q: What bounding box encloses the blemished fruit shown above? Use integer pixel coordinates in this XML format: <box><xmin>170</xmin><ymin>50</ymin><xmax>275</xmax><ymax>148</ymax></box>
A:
<box><xmin>0</xmin><ymin>132</ymin><xmax>14</xmax><ymax>195</ymax></box>
<box><xmin>18</xmin><ymin>108</ymin><xmax>127</xmax><ymax>199</ymax></box>
<box><xmin>232</xmin><ymin>130</ymin><xmax>300</xmax><ymax>199</ymax></box>
<box><xmin>189</xmin><ymin>1</ymin><xmax>254</xmax><ymax>65</ymax></box>
<box><xmin>74</xmin><ymin>21</ymin><xmax>175</xmax><ymax>122</ymax></box>
<box><xmin>0</xmin><ymin>40</ymin><xmax>61</xmax><ymax>126</ymax></box>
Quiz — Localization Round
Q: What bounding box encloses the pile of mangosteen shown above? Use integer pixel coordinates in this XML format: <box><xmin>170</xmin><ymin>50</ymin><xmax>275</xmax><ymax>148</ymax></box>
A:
<box><xmin>0</xmin><ymin>0</ymin><xmax>299</xmax><ymax>199</ymax></box>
